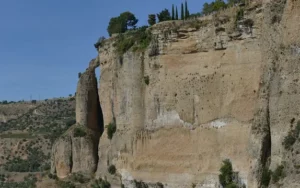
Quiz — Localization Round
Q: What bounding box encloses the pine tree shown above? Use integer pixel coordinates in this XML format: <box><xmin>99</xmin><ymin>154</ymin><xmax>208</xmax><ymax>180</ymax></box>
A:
<box><xmin>185</xmin><ymin>0</ymin><xmax>190</xmax><ymax>19</ymax></box>
<box><xmin>181</xmin><ymin>3</ymin><xmax>184</xmax><ymax>20</ymax></box>
<box><xmin>175</xmin><ymin>6</ymin><xmax>179</xmax><ymax>20</ymax></box>
<box><xmin>172</xmin><ymin>4</ymin><xmax>175</xmax><ymax>20</ymax></box>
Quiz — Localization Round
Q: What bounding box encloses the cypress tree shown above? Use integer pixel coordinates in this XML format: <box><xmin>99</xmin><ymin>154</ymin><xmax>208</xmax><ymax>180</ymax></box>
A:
<box><xmin>185</xmin><ymin>0</ymin><xmax>190</xmax><ymax>19</ymax></box>
<box><xmin>181</xmin><ymin>3</ymin><xmax>184</xmax><ymax>20</ymax></box>
<box><xmin>172</xmin><ymin>4</ymin><xmax>175</xmax><ymax>20</ymax></box>
<box><xmin>175</xmin><ymin>6</ymin><xmax>179</xmax><ymax>20</ymax></box>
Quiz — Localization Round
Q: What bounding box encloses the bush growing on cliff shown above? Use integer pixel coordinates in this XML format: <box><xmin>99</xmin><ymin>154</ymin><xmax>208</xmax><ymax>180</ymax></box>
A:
<box><xmin>219</xmin><ymin>159</ymin><xmax>233</xmax><ymax>187</ymax></box>
<box><xmin>282</xmin><ymin>121</ymin><xmax>300</xmax><ymax>150</ymax></box>
<box><xmin>91</xmin><ymin>178</ymin><xmax>111</xmax><ymax>188</ymax></box>
<box><xmin>108</xmin><ymin>164</ymin><xmax>116</xmax><ymax>175</ymax></box>
<box><xmin>106</xmin><ymin>122</ymin><xmax>116</xmax><ymax>140</ymax></box>
<box><xmin>219</xmin><ymin>159</ymin><xmax>241</xmax><ymax>188</ymax></box>
<box><xmin>114</xmin><ymin>26</ymin><xmax>152</xmax><ymax>55</ymax></box>
<box><xmin>73</xmin><ymin>127</ymin><xmax>87</xmax><ymax>138</ymax></box>
<box><xmin>261</xmin><ymin>167</ymin><xmax>272</xmax><ymax>187</ymax></box>
<box><xmin>272</xmin><ymin>165</ymin><xmax>285</xmax><ymax>183</ymax></box>
<box><xmin>94</xmin><ymin>36</ymin><xmax>106</xmax><ymax>49</ymax></box>
<box><xmin>144</xmin><ymin>76</ymin><xmax>150</xmax><ymax>85</ymax></box>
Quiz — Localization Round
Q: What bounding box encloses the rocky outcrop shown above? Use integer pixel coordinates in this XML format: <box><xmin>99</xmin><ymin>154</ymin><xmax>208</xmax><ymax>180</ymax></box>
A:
<box><xmin>51</xmin><ymin>59</ymin><xmax>103</xmax><ymax>178</ymax></box>
<box><xmin>51</xmin><ymin>125</ymin><xmax>100</xmax><ymax>178</ymax></box>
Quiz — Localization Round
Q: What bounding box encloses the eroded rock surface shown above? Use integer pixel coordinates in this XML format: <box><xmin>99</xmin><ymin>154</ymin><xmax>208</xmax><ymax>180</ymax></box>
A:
<box><xmin>51</xmin><ymin>59</ymin><xmax>103</xmax><ymax>178</ymax></box>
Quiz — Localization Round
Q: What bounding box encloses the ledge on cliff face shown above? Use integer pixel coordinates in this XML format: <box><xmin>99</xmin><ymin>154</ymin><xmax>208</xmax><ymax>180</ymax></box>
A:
<box><xmin>51</xmin><ymin>58</ymin><xmax>103</xmax><ymax>179</ymax></box>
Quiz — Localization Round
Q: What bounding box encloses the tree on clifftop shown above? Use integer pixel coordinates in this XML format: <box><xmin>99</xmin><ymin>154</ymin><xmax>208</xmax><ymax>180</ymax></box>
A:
<box><xmin>172</xmin><ymin>4</ymin><xmax>175</xmax><ymax>20</ymax></box>
<box><xmin>148</xmin><ymin>14</ymin><xmax>156</xmax><ymax>26</ymax></box>
<box><xmin>175</xmin><ymin>6</ymin><xmax>179</xmax><ymax>20</ymax></box>
<box><xmin>157</xmin><ymin>9</ymin><xmax>171</xmax><ymax>22</ymax></box>
<box><xmin>185</xmin><ymin>0</ymin><xmax>190</xmax><ymax>19</ymax></box>
<box><xmin>107</xmin><ymin>11</ymin><xmax>138</xmax><ymax>36</ymax></box>
<box><xmin>181</xmin><ymin>3</ymin><xmax>184</xmax><ymax>20</ymax></box>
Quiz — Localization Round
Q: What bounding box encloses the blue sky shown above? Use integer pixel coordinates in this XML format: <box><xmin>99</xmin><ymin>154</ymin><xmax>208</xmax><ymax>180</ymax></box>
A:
<box><xmin>0</xmin><ymin>0</ymin><xmax>212</xmax><ymax>101</ymax></box>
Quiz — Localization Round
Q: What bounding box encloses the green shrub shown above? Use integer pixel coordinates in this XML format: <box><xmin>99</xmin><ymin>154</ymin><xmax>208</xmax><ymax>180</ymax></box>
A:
<box><xmin>219</xmin><ymin>159</ymin><xmax>239</xmax><ymax>188</ymax></box>
<box><xmin>73</xmin><ymin>128</ymin><xmax>87</xmax><ymax>138</ymax></box>
<box><xmin>108</xmin><ymin>165</ymin><xmax>116</xmax><ymax>175</ymax></box>
<box><xmin>94</xmin><ymin>36</ymin><xmax>106</xmax><ymax>49</ymax></box>
<box><xmin>283</xmin><ymin>121</ymin><xmax>300</xmax><ymax>150</ymax></box>
<box><xmin>56</xmin><ymin>180</ymin><xmax>75</xmax><ymax>188</ymax></box>
<box><xmin>106</xmin><ymin>122</ymin><xmax>116</xmax><ymax>140</ymax></box>
<box><xmin>48</xmin><ymin>173</ymin><xmax>58</xmax><ymax>180</ymax></box>
<box><xmin>272</xmin><ymin>165</ymin><xmax>285</xmax><ymax>183</ymax></box>
<box><xmin>91</xmin><ymin>178</ymin><xmax>111</xmax><ymax>188</ymax></box>
<box><xmin>70</xmin><ymin>173</ymin><xmax>89</xmax><ymax>183</ymax></box>
<box><xmin>114</xmin><ymin>26</ymin><xmax>152</xmax><ymax>55</ymax></box>
<box><xmin>144</xmin><ymin>76</ymin><xmax>150</xmax><ymax>85</ymax></box>
<box><xmin>134</xmin><ymin>180</ymin><xmax>148</xmax><ymax>188</ymax></box>
<box><xmin>156</xmin><ymin>182</ymin><xmax>164</xmax><ymax>188</ymax></box>
<box><xmin>261</xmin><ymin>167</ymin><xmax>272</xmax><ymax>187</ymax></box>
<box><xmin>225</xmin><ymin>184</ymin><xmax>239</xmax><ymax>188</ymax></box>
<box><xmin>219</xmin><ymin>159</ymin><xmax>233</xmax><ymax>187</ymax></box>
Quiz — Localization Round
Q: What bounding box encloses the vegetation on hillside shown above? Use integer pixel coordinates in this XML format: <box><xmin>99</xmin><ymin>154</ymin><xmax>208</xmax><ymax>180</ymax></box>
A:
<box><xmin>0</xmin><ymin>98</ymin><xmax>75</xmax><ymax>183</ymax></box>
<box><xmin>114</xmin><ymin>26</ymin><xmax>152</xmax><ymax>55</ymax></box>
<box><xmin>0</xmin><ymin>174</ymin><xmax>37</xmax><ymax>188</ymax></box>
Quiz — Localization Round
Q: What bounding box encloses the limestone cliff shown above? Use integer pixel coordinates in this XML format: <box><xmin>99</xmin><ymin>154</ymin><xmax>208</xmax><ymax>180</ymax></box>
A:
<box><xmin>95</xmin><ymin>1</ymin><xmax>300</xmax><ymax>187</ymax></box>
<box><xmin>51</xmin><ymin>59</ymin><xmax>103</xmax><ymax>178</ymax></box>
<box><xmin>49</xmin><ymin>0</ymin><xmax>300</xmax><ymax>187</ymax></box>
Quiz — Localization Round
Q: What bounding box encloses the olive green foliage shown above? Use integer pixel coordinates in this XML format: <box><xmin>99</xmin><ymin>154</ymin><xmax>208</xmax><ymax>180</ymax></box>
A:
<box><xmin>272</xmin><ymin>165</ymin><xmax>285</xmax><ymax>183</ymax></box>
<box><xmin>91</xmin><ymin>178</ymin><xmax>111</xmax><ymax>188</ymax></box>
<box><xmin>56</xmin><ymin>180</ymin><xmax>75</xmax><ymax>188</ymax></box>
<box><xmin>144</xmin><ymin>76</ymin><xmax>150</xmax><ymax>85</ymax></box>
<box><xmin>114</xmin><ymin>26</ymin><xmax>152</xmax><ymax>55</ymax></box>
<box><xmin>106</xmin><ymin>122</ymin><xmax>116</xmax><ymax>140</ymax></box>
<box><xmin>261</xmin><ymin>167</ymin><xmax>272</xmax><ymax>187</ymax></box>
<box><xmin>219</xmin><ymin>159</ymin><xmax>239</xmax><ymax>188</ymax></box>
<box><xmin>157</xmin><ymin>9</ymin><xmax>171</xmax><ymax>22</ymax></box>
<box><xmin>73</xmin><ymin>127</ymin><xmax>87</xmax><ymax>138</ymax></box>
<box><xmin>0</xmin><ymin>174</ymin><xmax>37</xmax><ymax>188</ymax></box>
<box><xmin>108</xmin><ymin>165</ymin><xmax>116</xmax><ymax>175</ymax></box>
<box><xmin>175</xmin><ymin>6</ymin><xmax>179</xmax><ymax>20</ymax></box>
<box><xmin>283</xmin><ymin>121</ymin><xmax>300</xmax><ymax>150</ymax></box>
<box><xmin>236</xmin><ymin>9</ymin><xmax>244</xmax><ymax>22</ymax></box>
<box><xmin>202</xmin><ymin>0</ymin><xmax>227</xmax><ymax>15</ymax></box>
<box><xmin>148</xmin><ymin>14</ymin><xmax>156</xmax><ymax>26</ymax></box>
<box><xmin>134</xmin><ymin>180</ymin><xmax>164</xmax><ymax>188</ymax></box>
<box><xmin>134</xmin><ymin>180</ymin><xmax>148</xmax><ymax>188</ymax></box>
<box><xmin>4</xmin><ymin>148</ymin><xmax>49</xmax><ymax>172</ymax></box>
<box><xmin>70</xmin><ymin>173</ymin><xmax>89</xmax><ymax>184</ymax></box>
<box><xmin>78</xmin><ymin>72</ymin><xmax>82</xmax><ymax>78</ymax></box>
<box><xmin>48</xmin><ymin>173</ymin><xmax>58</xmax><ymax>180</ymax></box>
<box><xmin>94</xmin><ymin>36</ymin><xmax>106</xmax><ymax>49</ymax></box>
<box><xmin>107</xmin><ymin>11</ymin><xmax>138</xmax><ymax>36</ymax></box>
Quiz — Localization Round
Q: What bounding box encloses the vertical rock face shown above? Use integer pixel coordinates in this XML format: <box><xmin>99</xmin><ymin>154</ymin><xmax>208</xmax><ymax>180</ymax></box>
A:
<box><xmin>96</xmin><ymin>1</ymin><xmax>300</xmax><ymax>187</ymax></box>
<box><xmin>96</xmin><ymin>5</ymin><xmax>262</xmax><ymax>187</ymax></box>
<box><xmin>51</xmin><ymin>58</ymin><xmax>103</xmax><ymax>178</ymax></box>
